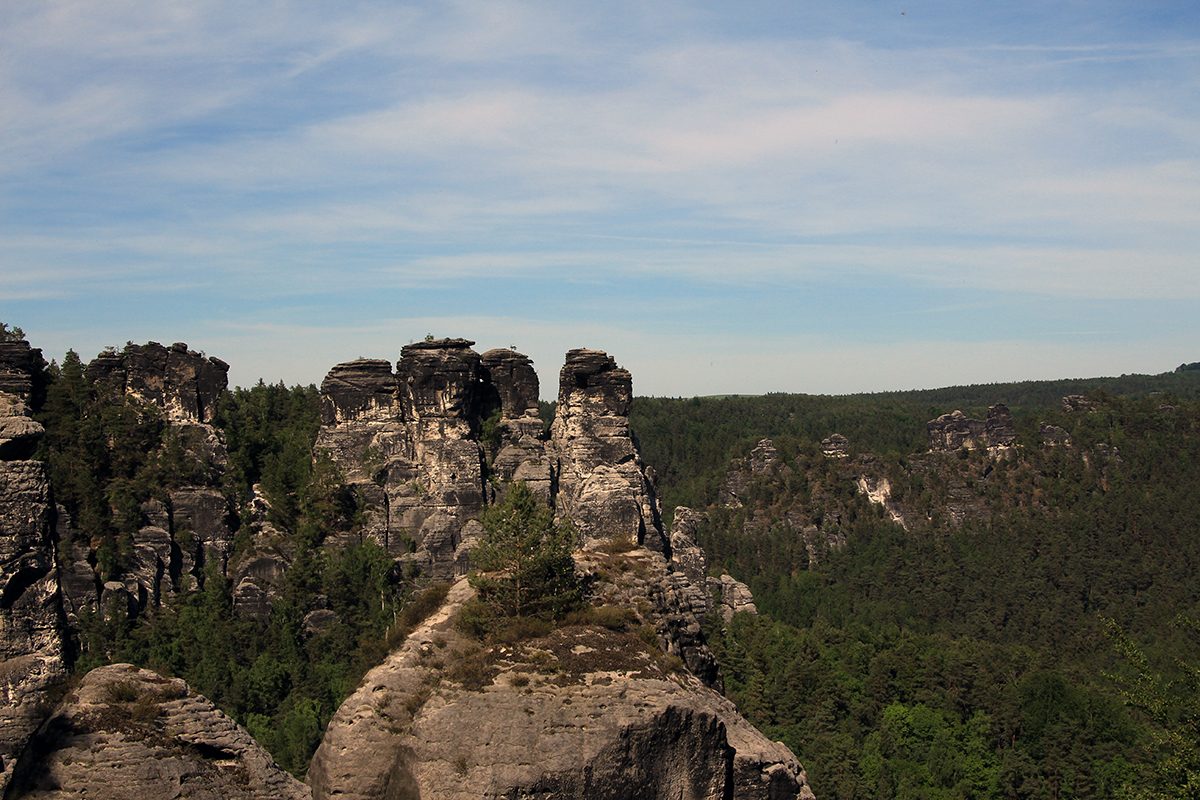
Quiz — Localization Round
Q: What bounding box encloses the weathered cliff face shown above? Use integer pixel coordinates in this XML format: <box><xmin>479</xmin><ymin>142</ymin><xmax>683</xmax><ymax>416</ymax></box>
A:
<box><xmin>7</xmin><ymin>663</ymin><xmax>309</xmax><ymax>800</ymax></box>
<box><xmin>308</xmin><ymin>344</ymin><xmax>805</xmax><ymax>798</ymax></box>
<box><xmin>549</xmin><ymin>349</ymin><xmax>665</xmax><ymax>553</ymax></box>
<box><xmin>720</xmin><ymin>439</ymin><xmax>782</xmax><ymax>508</ymax></box>
<box><xmin>927</xmin><ymin>404</ymin><xmax>1016</xmax><ymax>453</ymax></box>
<box><xmin>0</xmin><ymin>341</ymin><xmax>67</xmax><ymax>794</ymax></box>
<box><xmin>85</xmin><ymin>341</ymin><xmax>228</xmax><ymax>425</ymax></box>
<box><xmin>65</xmin><ymin>343</ymin><xmax>235</xmax><ymax>620</ymax></box>
<box><xmin>308</xmin><ymin>571</ymin><xmax>812</xmax><ymax>800</ymax></box>
<box><xmin>0</xmin><ymin>339</ymin><xmax>50</xmax><ymax>411</ymax></box>
<box><xmin>314</xmin><ymin>341</ymin><xmax>491</xmax><ymax>573</ymax></box>
<box><xmin>480</xmin><ymin>348</ymin><xmax>553</xmax><ymax>502</ymax></box>
<box><xmin>315</xmin><ymin>344</ymin><xmax>665</xmax><ymax>575</ymax></box>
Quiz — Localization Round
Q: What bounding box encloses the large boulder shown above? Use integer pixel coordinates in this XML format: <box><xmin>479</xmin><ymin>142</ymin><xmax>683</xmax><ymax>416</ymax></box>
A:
<box><xmin>6</xmin><ymin>663</ymin><xmax>309</xmax><ymax>800</ymax></box>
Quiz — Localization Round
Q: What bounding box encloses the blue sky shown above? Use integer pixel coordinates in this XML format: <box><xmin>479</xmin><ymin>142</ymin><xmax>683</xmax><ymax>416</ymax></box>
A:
<box><xmin>2</xmin><ymin>1</ymin><xmax>1198</xmax><ymax>397</ymax></box>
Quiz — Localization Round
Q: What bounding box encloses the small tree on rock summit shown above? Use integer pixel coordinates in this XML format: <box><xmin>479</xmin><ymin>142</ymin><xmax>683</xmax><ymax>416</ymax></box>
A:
<box><xmin>469</xmin><ymin>482</ymin><xmax>581</xmax><ymax>620</ymax></box>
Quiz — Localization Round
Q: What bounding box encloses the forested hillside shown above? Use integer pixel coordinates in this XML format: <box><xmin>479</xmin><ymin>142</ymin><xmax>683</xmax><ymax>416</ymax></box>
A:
<box><xmin>630</xmin><ymin>370</ymin><xmax>1200</xmax><ymax>799</ymax></box>
<box><xmin>20</xmin><ymin>337</ymin><xmax>1200</xmax><ymax>797</ymax></box>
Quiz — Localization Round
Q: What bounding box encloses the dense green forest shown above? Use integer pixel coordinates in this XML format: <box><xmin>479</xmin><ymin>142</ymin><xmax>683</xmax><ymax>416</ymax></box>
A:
<box><xmin>629</xmin><ymin>372</ymin><xmax>1200</xmax><ymax>799</ymax></box>
<box><xmin>28</xmin><ymin>349</ymin><xmax>1200</xmax><ymax>795</ymax></box>
<box><xmin>37</xmin><ymin>363</ymin><xmax>410</xmax><ymax>775</ymax></box>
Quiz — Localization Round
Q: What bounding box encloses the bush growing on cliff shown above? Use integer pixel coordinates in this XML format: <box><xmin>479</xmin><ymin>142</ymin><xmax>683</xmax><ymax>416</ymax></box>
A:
<box><xmin>468</xmin><ymin>482</ymin><xmax>581</xmax><ymax>623</ymax></box>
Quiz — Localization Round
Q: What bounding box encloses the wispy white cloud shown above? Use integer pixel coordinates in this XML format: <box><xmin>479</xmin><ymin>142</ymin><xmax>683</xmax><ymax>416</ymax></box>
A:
<box><xmin>4</xmin><ymin>1</ymin><xmax>1199</xmax><ymax>393</ymax></box>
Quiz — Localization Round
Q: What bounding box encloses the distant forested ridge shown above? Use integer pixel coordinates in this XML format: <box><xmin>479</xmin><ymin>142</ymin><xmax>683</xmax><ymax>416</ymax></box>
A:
<box><xmin>631</xmin><ymin>368</ymin><xmax>1200</xmax><ymax>800</ymax></box>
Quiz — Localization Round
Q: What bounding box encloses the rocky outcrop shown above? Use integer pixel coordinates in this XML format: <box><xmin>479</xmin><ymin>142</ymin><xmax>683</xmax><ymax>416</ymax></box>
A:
<box><xmin>1062</xmin><ymin>394</ymin><xmax>1099</xmax><ymax>413</ymax></box>
<box><xmin>0</xmin><ymin>342</ymin><xmax>67</xmax><ymax>795</ymax></box>
<box><xmin>855</xmin><ymin>474</ymin><xmax>908</xmax><ymax>530</ymax></box>
<box><xmin>549</xmin><ymin>349</ymin><xmax>665</xmax><ymax>552</ymax></box>
<box><xmin>668</xmin><ymin>507</ymin><xmax>709</xmax><ymax>595</ymax></box>
<box><xmin>720</xmin><ymin>439</ymin><xmax>783</xmax><ymax>507</ymax></box>
<box><xmin>709</xmin><ymin>573</ymin><xmax>758</xmax><ymax>623</ymax></box>
<box><xmin>315</xmin><ymin>345</ymin><xmax>662</xmax><ymax>574</ymax></box>
<box><xmin>7</xmin><ymin>663</ymin><xmax>309</xmax><ymax>800</ymax></box>
<box><xmin>480</xmin><ymin>349</ymin><xmax>552</xmax><ymax>502</ymax></box>
<box><xmin>1040</xmin><ymin>423</ymin><xmax>1072</xmax><ymax>447</ymax></box>
<box><xmin>0</xmin><ymin>339</ymin><xmax>49</xmax><ymax>410</ymax></box>
<box><xmin>0</xmin><ymin>394</ymin><xmax>44</xmax><ymax>461</ymax></box>
<box><xmin>387</xmin><ymin>340</ymin><xmax>488</xmax><ymax>575</ymax></box>
<box><xmin>479</xmin><ymin>348</ymin><xmax>540</xmax><ymax>420</ymax></box>
<box><xmin>927</xmin><ymin>404</ymin><xmax>1016</xmax><ymax>452</ymax></box>
<box><xmin>308</xmin><ymin>574</ymin><xmax>812</xmax><ymax>800</ymax></box>
<box><xmin>820</xmin><ymin>434</ymin><xmax>849</xmax><ymax>458</ymax></box>
<box><xmin>85</xmin><ymin>341</ymin><xmax>228</xmax><ymax>425</ymax></box>
<box><xmin>314</xmin><ymin>341</ymin><xmax>490</xmax><ymax>573</ymax></box>
<box><xmin>230</xmin><ymin>488</ymin><xmax>293</xmax><ymax>621</ymax></box>
<box><xmin>75</xmin><ymin>344</ymin><xmax>235</xmax><ymax>615</ymax></box>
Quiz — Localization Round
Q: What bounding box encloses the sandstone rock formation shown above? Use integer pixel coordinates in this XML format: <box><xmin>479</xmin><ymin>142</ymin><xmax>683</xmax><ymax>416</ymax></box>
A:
<box><xmin>720</xmin><ymin>439</ymin><xmax>783</xmax><ymax>507</ymax></box>
<box><xmin>549</xmin><ymin>349</ymin><xmax>665</xmax><ymax>552</ymax></box>
<box><xmin>314</xmin><ymin>341</ymin><xmax>491</xmax><ymax>573</ymax></box>
<box><xmin>1040</xmin><ymin>423</ymin><xmax>1072</xmax><ymax>447</ymax></box>
<box><xmin>480</xmin><ymin>348</ymin><xmax>552</xmax><ymax>501</ymax></box>
<box><xmin>0</xmin><ymin>340</ymin><xmax>67</xmax><ymax>794</ymax></box>
<box><xmin>927</xmin><ymin>404</ymin><xmax>1016</xmax><ymax>452</ymax></box>
<box><xmin>1062</xmin><ymin>394</ymin><xmax>1100</xmax><ymax>413</ymax></box>
<box><xmin>7</xmin><ymin>663</ymin><xmax>309</xmax><ymax>800</ymax></box>
<box><xmin>855</xmin><ymin>474</ymin><xmax>908</xmax><ymax>530</ymax></box>
<box><xmin>308</xmin><ymin>573</ymin><xmax>812</xmax><ymax>800</ymax></box>
<box><xmin>75</xmin><ymin>343</ymin><xmax>235</xmax><ymax>614</ymax></box>
<box><xmin>230</xmin><ymin>487</ymin><xmax>294</xmax><ymax>621</ymax></box>
<box><xmin>820</xmin><ymin>433</ymin><xmax>849</xmax><ymax>458</ymax></box>
<box><xmin>315</xmin><ymin>344</ymin><xmax>666</xmax><ymax>575</ymax></box>
<box><xmin>0</xmin><ymin>338</ymin><xmax>50</xmax><ymax>411</ymax></box>
<box><xmin>85</xmin><ymin>341</ymin><xmax>228</xmax><ymax>425</ymax></box>
<box><xmin>709</xmin><ymin>573</ymin><xmax>759</xmax><ymax>623</ymax></box>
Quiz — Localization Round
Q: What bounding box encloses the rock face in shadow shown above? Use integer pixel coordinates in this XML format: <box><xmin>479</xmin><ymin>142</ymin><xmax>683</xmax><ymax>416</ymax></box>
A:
<box><xmin>549</xmin><ymin>349</ymin><xmax>665</xmax><ymax>553</ymax></box>
<box><xmin>0</xmin><ymin>339</ymin><xmax>67</xmax><ymax>794</ymax></box>
<box><xmin>7</xmin><ymin>663</ymin><xmax>309</xmax><ymax>800</ymax></box>
<box><xmin>0</xmin><ymin>339</ymin><xmax>50</xmax><ymax>411</ymax></box>
<box><xmin>308</xmin><ymin>570</ymin><xmax>812</xmax><ymax>800</ymax></box>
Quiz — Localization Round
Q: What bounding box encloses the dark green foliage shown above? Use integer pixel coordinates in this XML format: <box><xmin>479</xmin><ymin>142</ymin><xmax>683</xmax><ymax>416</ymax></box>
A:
<box><xmin>1105</xmin><ymin>616</ymin><xmax>1200</xmax><ymax>799</ymax></box>
<box><xmin>635</xmin><ymin>381</ymin><xmax>1200</xmax><ymax>799</ymax></box>
<box><xmin>631</xmin><ymin>369</ymin><xmax>1200</xmax><ymax>517</ymax></box>
<box><xmin>468</xmin><ymin>481</ymin><xmax>581</xmax><ymax>623</ymax></box>
<box><xmin>212</xmin><ymin>381</ymin><xmax>321</xmax><ymax>526</ymax></box>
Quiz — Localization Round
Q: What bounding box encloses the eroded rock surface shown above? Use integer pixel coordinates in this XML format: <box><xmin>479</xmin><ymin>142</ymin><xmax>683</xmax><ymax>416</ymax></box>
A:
<box><xmin>720</xmin><ymin>439</ymin><xmax>783</xmax><ymax>507</ymax></box>
<box><xmin>85</xmin><ymin>341</ymin><xmax>228</xmax><ymax>425</ymax></box>
<box><xmin>316</xmin><ymin>345</ymin><xmax>663</xmax><ymax>574</ymax></box>
<box><xmin>927</xmin><ymin>404</ymin><xmax>1016</xmax><ymax>452</ymax></box>
<box><xmin>549</xmin><ymin>349</ymin><xmax>665</xmax><ymax>552</ymax></box>
<box><xmin>0</xmin><ymin>342</ymin><xmax>66</xmax><ymax>794</ymax></box>
<box><xmin>8</xmin><ymin>663</ymin><xmax>309</xmax><ymax>800</ymax></box>
<box><xmin>309</xmin><ymin>573</ymin><xmax>811</xmax><ymax>800</ymax></box>
<box><xmin>76</xmin><ymin>343</ymin><xmax>235</xmax><ymax>614</ymax></box>
<box><xmin>709</xmin><ymin>573</ymin><xmax>758</xmax><ymax>623</ymax></box>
